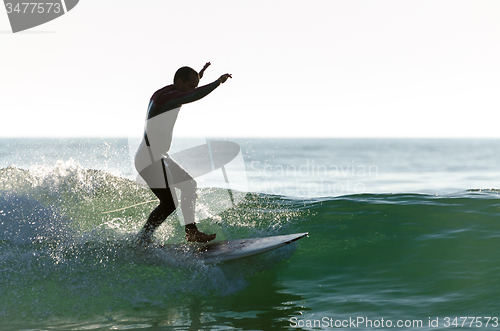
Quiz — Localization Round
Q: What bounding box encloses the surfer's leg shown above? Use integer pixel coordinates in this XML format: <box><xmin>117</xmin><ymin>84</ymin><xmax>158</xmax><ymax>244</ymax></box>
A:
<box><xmin>137</xmin><ymin>188</ymin><xmax>176</xmax><ymax>244</ymax></box>
<box><xmin>165</xmin><ymin>157</ymin><xmax>215</xmax><ymax>243</ymax></box>
<box><xmin>177</xmin><ymin>178</ymin><xmax>197</xmax><ymax>225</ymax></box>
<box><xmin>177</xmin><ymin>179</ymin><xmax>216</xmax><ymax>243</ymax></box>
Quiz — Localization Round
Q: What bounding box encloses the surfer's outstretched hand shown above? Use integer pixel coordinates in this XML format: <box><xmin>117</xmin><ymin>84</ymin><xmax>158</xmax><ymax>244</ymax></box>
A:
<box><xmin>199</xmin><ymin>62</ymin><xmax>211</xmax><ymax>79</ymax></box>
<box><xmin>218</xmin><ymin>73</ymin><xmax>232</xmax><ymax>84</ymax></box>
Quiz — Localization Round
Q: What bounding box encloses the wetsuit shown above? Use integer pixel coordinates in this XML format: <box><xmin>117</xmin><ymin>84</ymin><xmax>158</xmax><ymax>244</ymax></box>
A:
<box><xmin>135</xmin><ymin>80</ymin><xmax>221</xmax><ymax>236</ymax></box>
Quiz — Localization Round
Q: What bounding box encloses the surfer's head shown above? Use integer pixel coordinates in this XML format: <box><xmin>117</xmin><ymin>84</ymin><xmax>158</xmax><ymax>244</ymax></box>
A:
<box><xmin>174</xmin><ymin>67</ymin><xmax>200</xmax><ymax>92</ymax></box>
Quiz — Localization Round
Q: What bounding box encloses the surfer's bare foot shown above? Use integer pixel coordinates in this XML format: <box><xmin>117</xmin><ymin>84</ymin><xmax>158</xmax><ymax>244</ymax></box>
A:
<box><xmin>185</xmin><ymin>224</ymin><xmax>216</xmax><ymax>243</ymax></box>
<box><xmin>186</xmin><ymin>231</ymin><xmax>216</xmax><ymax>243</ymax></box>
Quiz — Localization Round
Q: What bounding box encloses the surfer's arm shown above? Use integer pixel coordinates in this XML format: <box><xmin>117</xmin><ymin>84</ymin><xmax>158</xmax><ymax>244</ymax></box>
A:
<box><xmin>198</xmin><ymin>62</ymin><xmax>211</xmax><ymax>79</ymax></box>
<box><xmin>160</xmin><ymin>75</ymin><xmax>229</xmax><ymax>110</ymax></box>
<box><xmin>148</xmin><ymin>83</ymin><xmax>219</xmax><ymax>117</ymax></box>
<box><xmin>154</xmin><ymin>75</ymin><xmax>231</xmax><ymax>115</ymax></box>
<box><xmin>169</xmin><ymin>80</ymin><xmax>220</xmax><ymax>105</ymax></box>
<box><xmin>174</xmin><ymin>74</ymin><xmax>231</xmax><ymax>105</ymax></box>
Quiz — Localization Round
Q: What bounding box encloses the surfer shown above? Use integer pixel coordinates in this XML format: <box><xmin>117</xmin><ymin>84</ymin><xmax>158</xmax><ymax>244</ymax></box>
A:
<box><xmin>135</xmin><ymin>62</ymin><xmax>232</xmax><ymax>244</ymax></box>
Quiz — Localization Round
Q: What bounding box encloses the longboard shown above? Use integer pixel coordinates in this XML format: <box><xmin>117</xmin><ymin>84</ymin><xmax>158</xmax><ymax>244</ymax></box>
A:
<box><xmin>160</xmin><ymin>233</ymin><xmax>308</xmax><ymax>263</ymax></box>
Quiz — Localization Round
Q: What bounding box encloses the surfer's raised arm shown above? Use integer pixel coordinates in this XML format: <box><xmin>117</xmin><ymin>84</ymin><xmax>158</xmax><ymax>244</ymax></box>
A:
<box><xmin>148</xmin><ymin>69</ymin><xmax>231</xmax><ymax>118</ymax></box>
<box><xmin>172</xmin><ymin>73</ymin><xmax>231</xmax><ymax>106</ymax></box>
<box><xmin>160</xmin><ymin>76</ymin><xmax>231</xmax><ymax>111</ymax></box>
<box><xmin>198</xmin><ymin>62</ymin><xmax>211</xmax><ymax>79</ymax></box>
<box><xmin>198</xmin><ymin>62</ymin><xmax>232</xmax><ymax>83</ymax></box>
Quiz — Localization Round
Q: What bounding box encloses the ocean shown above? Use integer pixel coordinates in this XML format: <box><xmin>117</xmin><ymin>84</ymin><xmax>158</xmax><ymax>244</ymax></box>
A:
<box><xmin>1</xmin><ymin>137</ymin><xmax>500</xmax><ymax>330</ymax></box>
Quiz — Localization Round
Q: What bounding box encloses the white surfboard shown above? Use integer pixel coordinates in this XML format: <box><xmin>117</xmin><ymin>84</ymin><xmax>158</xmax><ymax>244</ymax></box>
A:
<box><xmin>160</xmin><ymin>233</ymin><xmax>308</xmax><ymax>263</ymax></box>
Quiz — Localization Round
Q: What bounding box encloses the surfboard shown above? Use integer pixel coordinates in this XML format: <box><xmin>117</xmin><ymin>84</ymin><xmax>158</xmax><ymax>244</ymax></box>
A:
<box><xmin>160</xmin><ymin>232</ymin><xmax>308</xmax><ymax>263</ymax></box>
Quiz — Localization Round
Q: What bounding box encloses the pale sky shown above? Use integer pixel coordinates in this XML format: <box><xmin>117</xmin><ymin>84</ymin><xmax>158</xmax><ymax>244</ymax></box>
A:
<box><xmin>1</xmin><ymin>0</ymin><xmax>499</xmax><ymax>138</ymax></box>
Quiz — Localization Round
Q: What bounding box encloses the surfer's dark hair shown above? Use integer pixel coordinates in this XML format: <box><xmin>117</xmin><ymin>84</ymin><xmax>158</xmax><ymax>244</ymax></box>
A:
<box><xmin>174</xmin><ymin>66</ymin><xmax>198</xmax><ymax>83</ymax></box>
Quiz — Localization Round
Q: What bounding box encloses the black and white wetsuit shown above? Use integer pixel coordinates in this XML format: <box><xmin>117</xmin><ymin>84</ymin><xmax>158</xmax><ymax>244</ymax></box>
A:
<box><xmin>135</xmin><ymin>80</ymin><xmax>220</xmax><ymax>234</ymax></box>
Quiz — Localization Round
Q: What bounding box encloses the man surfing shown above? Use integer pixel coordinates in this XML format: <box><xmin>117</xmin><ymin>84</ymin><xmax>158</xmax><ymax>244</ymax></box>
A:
<box><xmin>135</xmin><ymin>62</ymin><xmax>232</xmax><ymax>244</ymax></box>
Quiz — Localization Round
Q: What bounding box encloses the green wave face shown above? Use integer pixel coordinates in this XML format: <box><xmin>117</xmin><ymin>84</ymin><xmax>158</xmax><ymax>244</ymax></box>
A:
<box><xmin>2</xmin><ymin>165</ymin><xmax>500</xmax><ymax>330</ymax></box>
